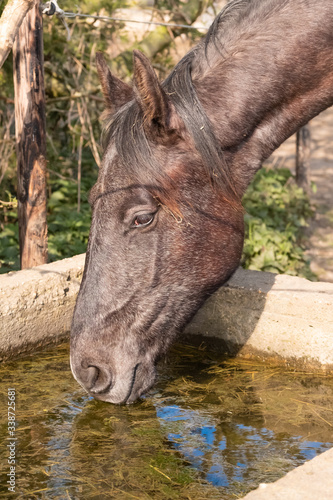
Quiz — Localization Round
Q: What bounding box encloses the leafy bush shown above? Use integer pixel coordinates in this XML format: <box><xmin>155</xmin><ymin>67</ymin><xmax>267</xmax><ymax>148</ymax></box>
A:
<box><xmin>0</xmin><ymin>176</ymin><xmax>93</xmax><ymax>273</ymax></box>
<box><xmin>242</xmin><ymin>166</ymin><xmax>315</xmax><ymax>279</ymax></box>
<box><xmin>0</xmin><ymin>218</ymin><xmax>19</xmax><ymax>273</ymax></box>
<box><xmin>0</xmin><ymin>194</ymin><xmax>19</xmax><ymax>273</ymax></box>
<box><xmin>47</xmin><ymin>178</ymin><xmax>92</xmax><ymax>261</ymax></box>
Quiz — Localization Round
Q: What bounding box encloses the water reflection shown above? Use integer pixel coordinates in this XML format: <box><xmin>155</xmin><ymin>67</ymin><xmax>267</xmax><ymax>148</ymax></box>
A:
<box><xmin>0</xmin><ymin>343</ymin><xmax>332</xmax><ymax>499</ymax></box>
<box><xmin>154</xmin><ymin>404</ymin><xmax>331</xmax><ymax>488</ymax></box>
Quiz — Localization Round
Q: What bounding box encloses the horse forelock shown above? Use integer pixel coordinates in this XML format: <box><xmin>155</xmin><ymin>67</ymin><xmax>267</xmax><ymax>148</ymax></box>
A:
<box><xmin>101</xmin><ymin>101</ymin><xmax>182</xmax><ymax>218</ymax></box>
<box><xmin>100</xmin><ymin>14</ymin><xmax>244</xmax><ymax>214</ymax></box>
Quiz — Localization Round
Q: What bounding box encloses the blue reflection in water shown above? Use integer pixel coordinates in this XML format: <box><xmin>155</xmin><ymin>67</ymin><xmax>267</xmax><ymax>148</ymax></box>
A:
<box><xmin>155</xmin><ymin>404</ymin><xmax>331</xmax><ymax>487</ymax></box>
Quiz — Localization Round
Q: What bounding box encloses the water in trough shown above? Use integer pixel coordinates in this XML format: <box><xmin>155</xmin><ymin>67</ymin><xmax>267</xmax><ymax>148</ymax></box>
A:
<box><xmin>0</xmin><ymin>342</ymin><xmax>332</xmax><ymax>499</ymax></box>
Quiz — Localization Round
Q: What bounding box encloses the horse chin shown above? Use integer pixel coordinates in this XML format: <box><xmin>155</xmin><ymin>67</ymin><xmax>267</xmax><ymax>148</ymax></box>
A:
<box><xmin>126</xmin><ymin>363</ymin><xmax>157</xmax><ymax>404</ymax></box>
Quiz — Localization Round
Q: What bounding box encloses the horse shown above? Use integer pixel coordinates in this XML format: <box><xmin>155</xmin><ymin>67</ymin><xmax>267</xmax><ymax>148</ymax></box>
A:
<box><xmin>70</xmin><ymin>0</ymin><xmax>333</xmax><ymax>404</ymax></box>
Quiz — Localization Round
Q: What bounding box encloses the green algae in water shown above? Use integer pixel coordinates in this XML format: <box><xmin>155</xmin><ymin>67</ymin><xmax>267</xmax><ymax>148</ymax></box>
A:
<box><xmin>0</xmin><ymin>342</ymin><xmax>332</xmax><ymax>499</ymax></box>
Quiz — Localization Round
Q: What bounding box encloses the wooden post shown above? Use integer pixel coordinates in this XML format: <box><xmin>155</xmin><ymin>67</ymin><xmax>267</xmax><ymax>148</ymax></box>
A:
<box><xmin>296</xmin><ymin>125</ymin><xmax>311</xmax><ymax>194</ymax></box>
<box><xmin>13</xmin><ymin>0</ymin><xmax>48</xmax><ymax>269</ymax></box>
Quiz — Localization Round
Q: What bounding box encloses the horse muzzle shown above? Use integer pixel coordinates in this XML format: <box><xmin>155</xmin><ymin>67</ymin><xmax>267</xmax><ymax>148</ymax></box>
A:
<box><xmin>70</xmin><ymin>353</ymin><xmax>156</xmax><ymax>404</ymax></box>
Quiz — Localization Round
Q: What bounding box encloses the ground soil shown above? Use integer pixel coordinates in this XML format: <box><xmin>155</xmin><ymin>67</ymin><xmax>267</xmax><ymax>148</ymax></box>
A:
<box><xmin>269</xmin><ymin>107</ymin><xmax>333</xmax><ymax>283</ymax></box>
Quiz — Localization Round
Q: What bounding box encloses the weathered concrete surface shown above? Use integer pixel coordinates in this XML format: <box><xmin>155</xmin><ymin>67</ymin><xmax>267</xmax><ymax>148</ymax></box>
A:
<box><xmin>240</xmin><ymin>447</ymin><xmax>333</xmax><ymax>500</ymax></box>
<box><xmin>0</xmin><ymin>254</ymin><xmax>85</xmax><ymax>360</ymax></box>
<box><xmin>0</xmin><ymin>256</ymin><xmax>333</xmax><ymax>371</ymax></box>
<box><xmin>185</xmin><ymin>268</ymin><xmax>333</xmax><ymax>371</ymax></box>
<box><xmin>0</xmin><ymin>255</ymin><xmax>332</xmax><ymax>499</ymax></box>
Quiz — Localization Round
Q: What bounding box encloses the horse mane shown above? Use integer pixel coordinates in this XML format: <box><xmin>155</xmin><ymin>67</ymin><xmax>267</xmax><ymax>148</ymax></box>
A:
<box><xmin>102</xmin><ymin>0</ymin><xmax>254</xmax><ymax>210</ymax></box>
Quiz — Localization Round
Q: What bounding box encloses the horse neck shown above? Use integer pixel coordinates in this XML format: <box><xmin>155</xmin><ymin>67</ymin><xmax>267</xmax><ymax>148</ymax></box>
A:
<box><xmin>193</xmin><ymin>0</ymin><xmax>333</xmax><ymax>195</ymax></box>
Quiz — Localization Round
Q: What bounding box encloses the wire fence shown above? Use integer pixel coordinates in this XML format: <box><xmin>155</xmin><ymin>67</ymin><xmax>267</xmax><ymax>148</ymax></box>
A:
<box><xmin>41</xmin><ymin>0</ymin><xmax>209</xmax><ymax>40</ymax></box>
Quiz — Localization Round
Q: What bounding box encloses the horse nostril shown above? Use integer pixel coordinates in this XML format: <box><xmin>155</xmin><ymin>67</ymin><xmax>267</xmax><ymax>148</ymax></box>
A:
<box><xmin>80</xmin><ymin>361</ymin><xmax>112</xmax><ymax>394</ymax></box>
<box><xmin>85</xmin><ymin>365</ymin><xmax>99</xmax><ymax>389</ymax></box>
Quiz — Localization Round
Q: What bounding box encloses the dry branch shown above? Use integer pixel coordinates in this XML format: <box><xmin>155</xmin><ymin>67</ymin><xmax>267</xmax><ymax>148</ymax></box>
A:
<box><xmin>111</xmin><ymin>0</ymin><xmax>205</xmax><ymax>74</ymax></box>
<box><xmin>296</xmin><ymin>125</ymin><xmax>311</xmax><ymax>194</ymax></box>
<box><xmin>0</xmin><ymin>0</ymin><xmax>36</xmax><ymax>68</ymax></box>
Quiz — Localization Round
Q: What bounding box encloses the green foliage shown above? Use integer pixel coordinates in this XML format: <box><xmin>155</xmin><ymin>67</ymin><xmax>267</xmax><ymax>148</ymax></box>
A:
<box><xmin>0</xmin><ymin>218</ymin><xmax>19</xmax><ymax>272</ymax></box>
<box><xmin>0</xmin><ymin>193</ymin><xmax>19</xmax><ymax>272</ymax></box>
<box><xmin>242</xmin><ymin>166</ymin><xmax>315</xmax><ymax>279</ymax></box>
<box><xmin>47</xmin><ymin>177</ymin><xmax>93</xmax><ymax>261</ymax></box>
<box><xmin>0</xmin><ymin>176</ymin><xmax>94</xmax><ymax>273</ymax></box>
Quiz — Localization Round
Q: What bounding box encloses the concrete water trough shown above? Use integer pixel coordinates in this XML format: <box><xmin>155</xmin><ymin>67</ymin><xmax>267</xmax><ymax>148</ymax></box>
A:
<box><xmin>0</xmin><ymin>253</ymin><xmax>332</xmax><ymax>498</ymax></box>
<box><xmin>1</xmin><ymin>253</ymin><xmax>332</xmax><ymax>369</ymax></box>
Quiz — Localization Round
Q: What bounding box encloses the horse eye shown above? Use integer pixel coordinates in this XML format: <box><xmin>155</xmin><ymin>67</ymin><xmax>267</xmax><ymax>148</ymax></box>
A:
<box><xmin>131</xmin><ymin>213</ymin><xmax>154</xmax><ymax>228</ymax></box>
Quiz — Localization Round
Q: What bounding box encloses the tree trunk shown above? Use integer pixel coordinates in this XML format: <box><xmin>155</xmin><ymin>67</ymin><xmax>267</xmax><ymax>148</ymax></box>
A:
<box><xmin>296</xmin><ymin>125</ymin><xmax>311</xmax><ymax>194</ymax></box>
<box><xmin>13</xmin><ymin>0</ymin><xmax>48</xmax><ymax>269</ymax></box>
<box><xmin>0</xmin><ymin>0</ymin><xmax>35</xmax><ymax>69</ymax></box>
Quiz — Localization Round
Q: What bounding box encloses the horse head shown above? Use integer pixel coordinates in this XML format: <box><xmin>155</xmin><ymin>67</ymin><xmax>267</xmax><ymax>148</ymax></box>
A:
<box><xmin>70</xmin><ymin>50</ymin><xmax>244</xmax><ymax>404</ymax></box>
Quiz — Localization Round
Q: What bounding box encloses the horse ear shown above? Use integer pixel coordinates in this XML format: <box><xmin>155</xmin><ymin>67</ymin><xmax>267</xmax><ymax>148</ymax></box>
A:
<box><xmin>96</xmin><ymin>52</ymin><xmax>133</xmax><ymax>113</ymax></box>
<box><xmin>132</xmin><ymin>50</ymin><xmax>171</xmax><ymax>135</ymax></box>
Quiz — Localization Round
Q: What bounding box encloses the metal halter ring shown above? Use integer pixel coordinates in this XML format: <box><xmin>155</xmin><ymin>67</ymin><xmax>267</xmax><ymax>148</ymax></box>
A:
<box><xmin>45</xmin><ymin>2</ymin><xmax>56</xmax><ymax>16</ymax></box>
